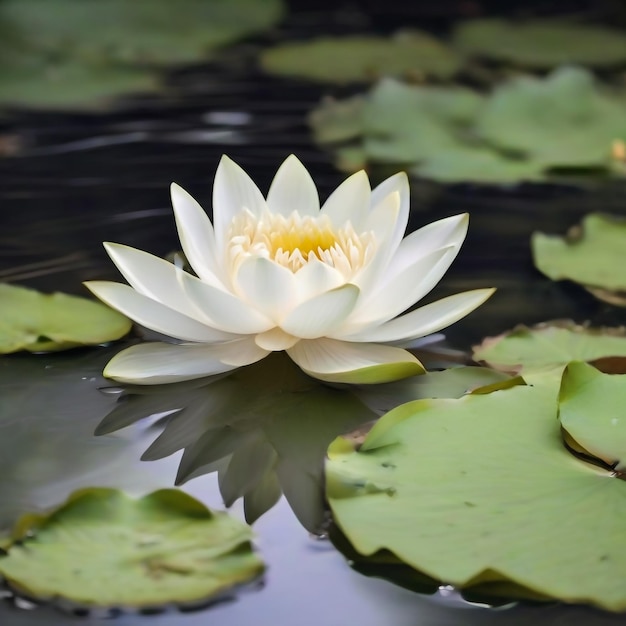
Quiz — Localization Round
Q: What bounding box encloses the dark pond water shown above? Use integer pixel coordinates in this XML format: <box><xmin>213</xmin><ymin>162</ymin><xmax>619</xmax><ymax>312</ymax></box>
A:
<box><xmin>2</xmin><ymin>1</ymin><xmax>626</xmax><ymax>624</ymax></box>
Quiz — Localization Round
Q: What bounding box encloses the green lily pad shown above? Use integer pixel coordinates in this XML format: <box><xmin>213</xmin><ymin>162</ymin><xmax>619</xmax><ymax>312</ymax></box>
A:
<box><xmin>0</xmin><ymin>488</ymin><xmax>264</xmax><ymax>608</ymax></box>
<box><xmin>310</xmin><ymin>71</ymin><xmax>626</xmax><ymax>184</ymax></box>
<box><xmin>414</xmin><ymin>145</ymin><xmax>544</xmax><ymax>183</ymax></box>
<box><xmin>357</xmin><ymin>365</ymin><xmax>519</xmax><ymax>416</ymax></box>
<box><xmin>308</xmin><ymin>95</ymin><xmax>366</xmax><ymax>145</ymax></box>
<box><xmin>260</xmin><ymin>32</ymin><xmax>462</xmax><ymax>83</ymax></box>
<box><xmin>453</xmin><ymin>18</ymin><xmax>626</xmax><ymax>69</ymax></box>
<box><xmin>0</xmin><ymin>0</ymin><xmax>283</xmax><ymax>109</ymax></box>
<box><xmin>472</xmin><ymin>322</ymin><xmax>626</xmax><ymax>374</ymax></box>
<box><xmin>476</xmin><ymin>67</ymin><xmax>626</xmax><ymax>169</ymax></box>
<box><xmin>559</xmin><ymin>362</ymin><xmax>626</xmax><ymax>470</ymax></box>
<box><xmin>361</xmin><ymin>78</ymin><xmax>484</xmax><ymax>164</ymax></box>
<box><xmin>532</xmin><ymin>213</ymin><xmax>626</xmax><ymax>302</ymax></box>
<box><xmin>326</xmin><ymin>381</ymin><xmax>626</xmax><ymax>610</ymax></box>
<box><xmin>0</xmin><ymin>284</ymin><xmax>132</xmax><ymax>353</ymax></box>
<box><xmin>2</xmin><ymin>0</ymin><xmax>283</xmax><ymax>65</ymax></box>
<box><xmin>0</xmin><ymin>61</ymin><xmax>159</xmax><ymax>109</ymax></box>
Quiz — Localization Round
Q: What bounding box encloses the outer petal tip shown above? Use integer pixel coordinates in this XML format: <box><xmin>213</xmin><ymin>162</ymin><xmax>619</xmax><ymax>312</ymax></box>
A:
<box><xmin>306</xmin><ymin>359</ymin><xmax>425</xmax><ymax>385</ymax></box>
<box><xmin>287</xmin><ymin>338</ymin><xmax>425</xmax><ymax>385</ymax></box>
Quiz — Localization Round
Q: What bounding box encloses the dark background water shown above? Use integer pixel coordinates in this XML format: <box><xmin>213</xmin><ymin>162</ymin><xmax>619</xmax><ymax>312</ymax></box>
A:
<box><xmin>2</xmin><ymin>0</ymin><xmax>626</xmax><ymax>623</ymax></box>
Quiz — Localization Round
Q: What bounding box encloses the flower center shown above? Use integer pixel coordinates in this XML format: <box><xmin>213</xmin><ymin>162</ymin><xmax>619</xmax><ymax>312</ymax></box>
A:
<box><xmin>228</xmin><ymin>209</ymin><xmax>375</xmax><ymax>276</ymax></box>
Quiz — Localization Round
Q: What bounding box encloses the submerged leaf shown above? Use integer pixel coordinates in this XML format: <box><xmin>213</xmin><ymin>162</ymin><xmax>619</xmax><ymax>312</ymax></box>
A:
<box><xmin>454</xmin><ymin>18</ymin><xmax>626</xmax><ymax>68</ymax></box>
<box><xmin>326</xmin><ymin>382</ymin><xmax>626</xmax><ymax>611</ymax></box>
<box><xmin>0</xmin><ymin>488</ymin><xmax>264</xmax><ymax>608</ymax></box>
<box><xmin>0</xmin><ymin>284</ymin><xmax>131</xmax><ymax>353</ymax></box>
<box><xmin>473</xmin><ymin>322</ymin><xmax>626</xmax><ymax>374</ymax></box>
<box><xmin>260</xmin><ymin>33</ymin><xmax>462</xmax><ymax>83</ymax></box>
<box><xmin>532</xmin><ymin>213</ymin><xmax>626</xmax><ymax>302</ymax></box>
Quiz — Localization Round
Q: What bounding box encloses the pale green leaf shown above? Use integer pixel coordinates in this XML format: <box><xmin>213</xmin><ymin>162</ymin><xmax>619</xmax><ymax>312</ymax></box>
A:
<box><xmin>0</xmin><ymin>488</ymin><xmax>264</xmax><ymax>608</ymax></box>
<box><xmin>0</xmin><ymin>284</ymin><xmax>131</xmax><ymax>353</ymax></box>
<box><xmin>559</xmin><ymin>362</ymin><xmax>626</xmax><ymax>470</ymax></box>
<box><xmin>260</xmin><ymin>33</ymin><xmax>462</xmax><ymax>83</ymax></box>
<box><xmin>454</xmin><ymin>18</ymin><xmax>626</xmax><ymax>68</ymax></box>
<box><xmin>532</xmin><ymin>213</ymin><xmax>626</xmax><ymax>297</ymax></box>
<box><xmin>473</xmin><ymin>322</ymin><xmax>626</xmax><ymax>374</ymax></box>
<box><xmin>326</xmin><ymin>382</ymin><xmax>626</xmax><ymax>611</ymax></box>
<box><xmin>476</xmin><ymin>67</ymin><xmax>626</xmax><ymax>168</ymax></box>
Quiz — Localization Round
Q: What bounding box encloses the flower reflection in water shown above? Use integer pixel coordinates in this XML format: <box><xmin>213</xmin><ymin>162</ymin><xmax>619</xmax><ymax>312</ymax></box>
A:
<box><xmin>96</xmin><ymin>352</ymin><xmax>377</xmax><ymax>532</ymax></box>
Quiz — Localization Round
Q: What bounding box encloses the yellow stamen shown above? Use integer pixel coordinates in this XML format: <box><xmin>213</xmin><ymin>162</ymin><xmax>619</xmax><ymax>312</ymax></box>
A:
<box><xmin>228</xmin><ymin>210</ymin><xmax>375</xmax><ymax>276</ymax></box>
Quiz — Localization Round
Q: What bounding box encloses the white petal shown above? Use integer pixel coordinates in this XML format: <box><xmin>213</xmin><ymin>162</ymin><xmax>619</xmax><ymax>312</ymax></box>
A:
<box><xmin>84</xmin><ymin>281</ymin><xmax>236</xmax><ymax>342</ymax></box>
<box><xmin>255</xmin><ymin>327</ymin><xmax>300</xmax><ymax>351</ymax></box>
<box><xmin>180</xmin><ymin>272</ymin><xmax>274</xmax><ymax>334</ymax></box>
<box><xmin>281</xmin><ymin>284</ymin><xmax>360</xmax><ymax>338</ymax></box>
<box><xmin>370</xmin><ymin>171</ymin><xmax>410</xmax><ymax>261</ymax></box>
<box><xmin>212</xmin><ymin>155</ymin><xmax>267</xmax><ymax>249</ymax></box>
<box><xmin>266</xmin><ymin>154</ymin><xmax>320</xmax><ymax>217</ymax></box>
<box><xmin>320</xmin><ymin>170</ymin><xmax>371</xmax><ymax>229</ymax></box>
<box><xmin>235</xmin><ymin>257</ymin><xmax>298</xmax><ymax>322</ymax></box>
<box><xmin>103</xmin><ymin>339</ymin><xmax>269</xmax><ymax>385</ymax></box>
<box><xmin>287</xmin><ymin>338</ymin><xmax>424</xmax><ymax>384</ymax></box>
<box><xmin>103</xmin><ymin>242</ymin><xmax>206</xmax><ymax>319</ymax></box>
<box><xmin>390</xmin><ymin>213</ymin><xmax>468</xmax><ymax>278</ymax></box>
<box><xmin>351</xmin><ymin>190</ymin><xmax>400</xmax><ymax>291</ymax></box>
<box><xmin>344</xmin><ymin>289</ymin><xmax>496</xmax><ymax>343</ymax></box>
<box><xmin>345</xmin><ymin>246</ymin><xmax>456</xmax><ymax>330</ymax></box>
<box><xmin>170</xmin><ymin>183</ymin><xmax>225</xmax><ymax>286</ymax></box>
<box><xmin>294</xmin><ymin>257</ymin><xmax>345</xmax><ymax>302</ymax></box>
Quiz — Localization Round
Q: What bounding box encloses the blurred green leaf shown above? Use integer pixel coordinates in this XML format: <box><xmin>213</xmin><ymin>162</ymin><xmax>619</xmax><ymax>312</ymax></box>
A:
<box><xmin>0</xmin><ymin>488</ymin><xmax>264</xmax><ymax>608</ymax></box>
<box><xmin>0</xmin><ymin>0</ymin><xmax>284</xmax><ymax>108</ymax></box>
<box><xmin>454</xmin><ymin>18</ymin><xmax>626</xmax><ymax>69</ymax></box>
<box><xmin>260</xmin><ymin>32</ymin><xmax>462</xmax><ymax>83</ymax></box>
<box><xmin>311</xmin><ymin>68</ymin><xmax>626</xmax><ymax>184</ymax></box>
<box><xmin>476</xmin><ymin>67</ymin><xmax>626</xmax><ymax>169</ymax></box>
<box><xmin>0</xmin><ymin>283</ymin><xmax>131</xmax><ymax>353</ymax></box>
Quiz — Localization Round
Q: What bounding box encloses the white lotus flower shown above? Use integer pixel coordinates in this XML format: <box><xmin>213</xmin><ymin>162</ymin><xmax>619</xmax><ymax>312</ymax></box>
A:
<box><xmin>85</xmin><ymin>155</ymin><xmax>494</xmax><ymax>385</ymax></box>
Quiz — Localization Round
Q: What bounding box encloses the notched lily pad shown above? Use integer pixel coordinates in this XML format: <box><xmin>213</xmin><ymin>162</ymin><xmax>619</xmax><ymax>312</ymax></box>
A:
<box><xmin>0</xmin><ymin>284</ymin><xmax>131</xmax><ymax>353</ymax></box>
<box><xmin>0</xmin><ymin>488</ymin><xmax>264</xmax><ymax>609</ymax></box>
<box><xmin>532</xmin><ymin>213</ymin><xmax>626</xmax><ymax>305</ymax></box>
<box><xmin>472</xmin><ymin>321</ymin><xmax>626</xmax><ymax>374</ymax></box>
<box><xmin>260</xmin><ymin>32</ymin><xmax>462</xmax><ymax>83</ymax></box>
<box><xmin>453</xmin><ymin>18</ymin><xmax>626</xmax><ymax>69</ymax></box>
<box><xmin>559</xmin><ymin>362</ymin><xmax>626</xmax><ymax>470</ymax></box>
<box><xmin>326</xmin><ymin>382</ymin><xmax>626</xmax><ymax>611</ymax></box>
